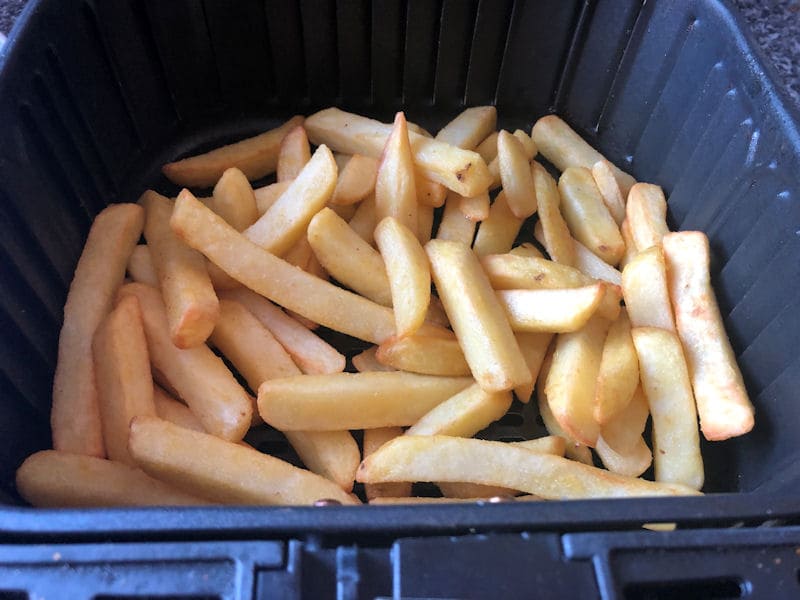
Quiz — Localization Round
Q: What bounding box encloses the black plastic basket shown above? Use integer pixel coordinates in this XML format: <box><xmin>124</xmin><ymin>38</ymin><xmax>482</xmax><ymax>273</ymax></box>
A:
<box><xmin>1</xmin><ymin>0</ymin><xmax>799</xmax><ymax>598</ymax></box>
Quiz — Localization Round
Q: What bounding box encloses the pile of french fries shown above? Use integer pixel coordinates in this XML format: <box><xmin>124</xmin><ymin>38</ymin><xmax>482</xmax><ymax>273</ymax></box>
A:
<box><xmin>16</xmin><ymin>106</ymin><xmax>756</xmax><ymax>508</ymax></box>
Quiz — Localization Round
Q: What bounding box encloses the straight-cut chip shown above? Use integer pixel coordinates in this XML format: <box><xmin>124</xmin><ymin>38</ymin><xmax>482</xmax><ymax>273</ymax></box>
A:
<box><xmin>374</xmin><ymin>112</ymin><xmax>418</xmax><ymax>237</ymax></box>
<box><xmin>594</xmin><ymin>309</ymin><xmax>639</xmax><ymax>424</ymax></box>
<box><xmin>283</xmin><ymin>430</ymin><xmax>360</xmax><ymax>492</ymax></box>
<box><xmin>497</xmin><ymin>130</ymin><xmax>538</xmax><ymax>218</ymax></box>
<box><xmin>513</xmin><ymin>332</ymin><xmax>553</xmax><ymax>403</ymax></box>
<box><xmin>458</xmin><ymin>191</ymin><xmax>491</xmax><ymax>222</ymax></box>
<box><xmin>626</xmin><ymin>183</ymin><xmax>670</xmax><ymax>251</ymax></box>
<box><xmin>352</xmin><ymin>346</ymin><xmax>397</xmax><ymax>372</ymax></box>
<box><xmin>153</xmin><ymin>386</ymin><xmax>205</xmax><ymax>433</ymax></box>
<box><xmin>437</xmin><ymin>190</ymin><xmax>477</xmax><ymax>245</ymax></box>
<box><xmin>591</xmin><ymin>160</ymin><xmax>627</xmax><ymax>225</ymax></box>
<box><xmin>276</xmin><ymin>125</ymin><xmax>311</xmax><ymax>182</ymax></box>
<box><xmin>254</xmin><ymin>180</ymin><xmax>293</xmax><ymax>214</ymax></box>
<box><xmin>472</xmin><ymin>192</ymin><xmax>524</xmax><ymax>257</ymax></box>
<box><xmin>434</xmin><ymin>106</ymin><xmax>497</xmax><ymax>150</ymax></box>
<box><xmin>415</xmin><ymin>176</ymin><xmax>448</xmax><ymax>208</ymax></box>
<box><xmin>405</xmin><ymin>383</ymin><xmax>512</xmax><ymax>438</ymax></box>
<box><xmin>348</xmin><ymin>194</ymin><xmax>379</xmax><ymax>245</ymax></box>
<box><xmin>210</xmin><ymin>167</ymin><xmax>260</xmax><ymax>231</ymax></box>
<box><xmin>331</xmin><ymin>154</ymin><xmax>378</xmax><ymax>205</ymax></box>
<box><xmin>619</xmin><ymin>218</ymin><xmax>639</xmax><ymax>269</ymax></box>
<box><xmin>596</xmin><ymin>385</ymin><xmax>652</xmax><ymax>478</ymax></box>
<box><xmin>497</xmin><ymin>285</ymin><xmax>605</xmax><ymax>333</ymax></box>
<box><xmin>622</xmin><ymin>245</ymin><xmax>675</xmax><ymax>331</ymax></box>
<box><xmin>532</xmin><ymin>161</ymin><xmax>576</xmax><ymax>266</ymax></box>
<box><xmin>376</xmin><ymin>334</ymin><xmax>470</xmax><ymax>376</ymax></box>
<box><xmin>363</xmin><ymin>427</ymin><xmax>412</xmax><ymax>500</ymax></box>
<box><xmin>475</xmin><ymin>131</ymin><xmax>499</xmax><ymax>164</ymax></box>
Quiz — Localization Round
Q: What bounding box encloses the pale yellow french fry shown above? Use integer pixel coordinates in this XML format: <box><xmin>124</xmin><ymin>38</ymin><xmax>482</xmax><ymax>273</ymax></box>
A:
<box><xmin>254</xmin><ymin>180</ymin><xmax>293</xmax><ymax>214</ymax></box>
<box><xmin>127</xmin><ymin>244</ymin><xmax>159</xmax><ymax>287</ymax></box>
<box><xmin>374</xmin><ymin>112</ymin><xmax>418</xmax><ymax>237</ymax></box>
<box><xmin>375</xmin><ymin>217</ymin><xmax>430</xmax><ymax>337</ymax></box>
<box><xmin>52</xmin><ymin>203</ymin><xmax>144</xmax><ymax>457</ymax></box>
<box><xmin>536</xmin><ymin>221</ymin><xmax>623</xmax><ymax>285</ymax></box>
<box><xmin>16</xmin><ymin>450</ymin><xmax>209</xmax><ymax>507</ymax></box>
<box><xmin>284</xmin><ymin>430</ymin><xmax>360</xmax><ymax>492</ymax></box>
<box><xmin>626</xmin><ymin>183</ymin><xmax>670</xmax><ymax>251</ymax></box>
<box><xmin>619</xmin><ymin>218</ymin><xmax>639</xmax><ymax>269</ymax></box>
<box><xmin>153</xmin><ymin>386</ymin><xmax>205</xmax><ymax>433</ymax></box>
<box><xmin>363</xmin><ymin>427</ymin><xmax>412</xmax><ymax>500</ymax></box>
<box><xmin>622</xmin><ymin>245</ymin><xmax>675</xmax><ymax>331</ymax></box>
<box><xmin>210</xmin><ymin>167</ymin><xmax>260</xmax><ymax>231</ymax></box>
<box><xmin>475</xmin><ymin>131</ymin><xmax>499</xmax><ymax>163</ymax></box>
<box><xmin>244</xmin><ymin>144</ymin><xmax>337</xmax><ymax>256</ymax></box>
<box><xmin>417</xmin><ymin>203</ymin><xmax>435</xmax><ymax>245</ymax></box>
<box><xmin>348</xmin><ymin>193</ymin><xmax>378</xmax><ymax>245</ymax></box>
<box><xmin>487</xmin><ymin>130</ymin><xmax>538</xmax><ymax>189</ymax></box>
<box><xmin>497</xmin><ymin>285</ymin><xmax>605</xmax><ymax>333</ymax></box>
<box><xmin>434</xmin><ymin>106</ymin><xmax>497</xmax><ymax>150</ymax></box>
<box><xmin>415</xmin><ymin>177</ymin><xmax>447</xmax><ymax>208</ymax></box>
<box><xmin>142</xmin><ymin>190</ymin><xmax>219</xmax><ymax>349</ymax></box>
<box><xmin>591</xmin><ymin>160</ymin><xmax>626</xmax><ymax>225</ymax></box>
<box><xmin>329</xmin><ymin>200</ymin><xmax>358</xmax><ymax>222</ymax></box>
<box><xmin>129</xmin><ymin>416</ymin><xmax>358</xmax><ymax>505</ymax></box>
<box><xmin>472</xmin><ymin>191</ymin><xmax>523</xmax><ymax>256</ymax></box>
<box><xmin>531</xmin><ymin>115</ymin><xmax>636</xmax><ymax>196</ymax></box>
<box><xmin>331</xmin><ymin>154</ymin><xmax>378</xmax><ymax>205</ymax></box>
<box><xmin>357</xmin><ymin>436</ymin><xmax>700</xmax><ymax>499</ymax></box>
<box><xmin>376</xmin><ymin>334</ymin><xmax>469</xmax><ymax>376</ymax></box>
<box><xmin>531</xmin><ymin>161</ymin><xmax>576</xmax><ymax>266</ymax></box>
<box><xmin>596</xmin><ymin>386</ymin><xmax>652</xmax><ymax>477</ymax></box>
<box><xmin>305</xmin><ymin>108</ymin><xmax>492</xmax><ymax>196</ymax></box>
<box><xmin>92</xmin><ymin>295</ymin><xmax>155</xmax><ymax>466</ymax></box>
<box><xmin>427</xmin><ymin>239</ymin><xmax>531</xmax><ymax>392</ymax></box>
<box><xmin>458</xmin><ymin>191</ymin><xmax>490</xmax><ymax>222</ymax></box>
<box><xmin>508</xmin><ymin>243</ymin><xmax>543</xmax><ymax>259</ymax></box>
<box><xmin>632</xmin><ymin>327</ymin><xmax>704</xmax><ymax>490</ymax></box>
<box><xmin>282</xmin><ymin>236</ymin><xmax>314</xmax><ymax>270</ymax></box>
<box><xmin>308</xmin><ymin>207</ymin><xmax>392</xmax><ymax>306</ymax></box>
<box><xmin>558</xmin><ymin>167</ymin><xmax>624</xmax><ymax>266</ymax></box>
<box><xmin>546</xmin><ymin>315</ymin><xmax>610</xmax><ymax>447</ymax></box>
<box><xmin>277</xmin><ymin>125</ymin><xmax>311</xmax><ymax>182</ymax></box>
<box><xmin>407</xmin><ymin>121</ymin><xmax>433</xmax><ymax>137</ymax></box>
<box><xmin>594</xmin><ymin>309</ymin><xmax>639</xmax><ymax>424</ymax></box>
<box><xmin>513</xmin><ymin>129</ymin><xmax>538</xmax><ymax>157</ymax></box>
<box><xmin>663</xmin><ymin>231</ymin><xmax>754</xmax><ymax>441</ymax></box>
<box><xmin>352</xmin><ymin>346</ymin><xmax>397</xmax><ymax>372</ymax></box>
<box><xmin>162</xmin><ymin>116</ymin><xmax>304</xmax><ymax>188</ymax></box>
<box><xmin>258</xmin><ymin>372</ymin><xmax>472</xmax><ymax>430</ymax></box>
<box><xmin>436</xmin><ymin>190</ymin><xmax>477</xmax><ymax>245</ymax></box>
<box><xmin>513</xmin><ymin>332</ymin><xmax>553</xmax><ymax>403</ymax></box>
<box><xmin>117</xmin><ymin>283</ymin><xmax>252</xmax><ymax>442</ymax></box>
<box><xmin>406</xmin><ymin>383</ymin><xmax>512</xmax><ymax>437</ymax></box>
<box><xmin>498</xmin><ymin>130</ymin><xmax>538</xmax><ymax>218</ymax></box>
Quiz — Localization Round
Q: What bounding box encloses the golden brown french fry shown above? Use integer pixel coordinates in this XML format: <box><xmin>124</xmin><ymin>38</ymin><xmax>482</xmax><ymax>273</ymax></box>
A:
<box><xmin>434</xmin><ymin>106</ymin><xmax>497</xmax><ymax>150</ymax></box>
<box><xmin>591</xmin><ymin>159</ymin><xmax>626</xmax><ymax>225</ymax></box>
<box><xmin>308</xmin><ymin>207</ymin><xmax>392</xmax><ymax>305</ymax></box>
<box><xmin>92</xmin><ymin>295</ymin><xmax>155</xmax><ymax>466</ymax></box>
<box><xmin>376</xmin><ymin>334</ymin><xmax>469</xmax><ymax>376</ymax></box>
<box><xmin>374</xmin><ymin>112</ymin><xmax>418</xmax><ymax>237</ymax></box>
<box><xmin>277</xmin><ymin>125</ymin><xmax>311</xmax><ymax>182</ymax></box>
<box><xmin>626</xmin><ymin>183</ymin><xmax>670</xmax><ymax>251</ymax></box>
<box><xmin>16</xmin><ymin>450</ymin><xmax>210</xmax><ymax>507</ymax></box>
<box><xmin>535</xmin><ymin>221</ymin><xmax>622</xmax><ymax>285</ymax></box>
<box><xmin>458</xmin><ymin>191</ymin><xmax>490</xmax><ymax>222</ymax></box>
<box><xmin>153</xmin><ymin>386</ymin><xmax>205</xmax><ymax>433</ymax></box>
<box><xmin>117</xmin><ymin>283</ymin><xmax>252</xmax><ymax>442</ymax></box>
<box><xmin>375</xmin><ymin>217</ymin><xmax>430</xmax><ymax>337</ymax></box>
<box><xmin>472</xmin><ymin>192</ymin><xmax>523</xmax><ymax>256</ymax></box>
<box><xmin>531</xmin><ymin>115</ymin><xmax>636</xmax><ymax>196</ymax></box>
<box><xmin>210</xmin><ymin>167</ymin><xmax>260</xmax><ymax>231</ymax></box>
<box><xmin>426</xmin><ymin>239</ymin><xmax>531</xmax><ymax>392</ymax></box>
<box><xmin>305</xmin><ymin>108</ymin><xmax>492</xmax><ymax>196</ymax></box>
<box><xmin>558</xmin><ymin>167</ymin><xmax>624</xmax><ymax>265</ymax></box>
<box><xmin>129</xmin><ymin>416</ymin><xmax>357</xmax><ymax>505</ymax></box>
<box><xmin>487</xmin><ymin>130</ymin><xmax>538</xmax><ymax>189</ymax></box>
<box><xmin>52</xmin><ymin>203</ymin><xmax>144</xmax><ymax>457</ymax></box>
<box><xmin>415</xmin><ymin>177</ymin><xmax>447</xmax><ymax>208</ymax></box>
<box><xmin>363</xmin><ymin>427</ymin><xmax>412</xmax><ymax>499</ymax></box>
<box><xmin>348</xmin><ymin>193</ymin><xmax>378</xmax><ymax>245</ymax></box>
<box><xmin>619</xmin><ymin>218</ymin><xmax>639</xmax><ymax>269</ymax></box>
<box><xmin>127</xmin><ymin>244</ymin><xmax>159</xmax><ymax>287</ymax></box>
<box><xmin>353</xmin><ymin>346</ymin><xmax>397</xmax><ymax>372</ymax></box>
<box><xmin>513</xmin><ymin>332</ymin><xmax>553</xmax><ymax>403</ymax></box>
<box><xmin>417</xmin><ymin>203</ymin><xmax>435</xmax><ymax>245</ymax></box>
<box><xmin>258</xmin><ymin>372</ymin><xmax>472</xmax><ymax>431</ymax></box>
<box><xmin>331</xmin><ymin>154</ymin><xmax>378</xmax><ymax>205</ymax></box>
<box><xmin>284</xmin><ymin>430</ymin><xmax>360</xmax><ymax>492</ymax></box>
<box><xmin>663</xmin><ymin>231</ymin><xmax>754</xmax><ymax>441</ymax></box>
<box><xmin>254</xmin><ymin>180</ymin><xmax>293</xmax><ymax>214</ymax></box>
<box><xmin>531</xmin><ymin>161</ymin><xmax>576</xmax><ymax>266</ymax></box>
<box><xmin>497</xmin><ymin>285</ymin><xmax>605</xmax><ymax>333</ymax></box>
<box><xmin>546</xmin><ymin>315</ymin><xmax>610</xmax><ymax>446</ymax></box>
<box><xmin>508</xmin><ymin>243</ymin><xmax>543</xmax><ymax>259</ymax></box>
<box><xmin>476</xmin><ymin>131</ymin><xmax>499</xmax><ymax>163</ymax></box>
<box><xmin>596</xmin><ymin>385</ymin><xmax>652</xmax><ymax>477</ymax></box>
<box><xmin>498</xmin><ymin>130</ymin><xmax>538</xmax><ymax>218</ymax></box>
<box><xmin>594</xmin><ymin>309</ymin><xmax>639</xmax><ymax>424</ymax></box>
<box><xmin>244</xmin><ymin>144</ymin><xmax>337</xmax><ymax>256</ymax></box>
<box><xmin>621</xmin><ymin>245</ymin><xmax>675</xmax><ymax>331</ymax></box>
<box><xmin>357</xmin><ymin>436</ymin><xmax>700</xmax><ymax>499</ymax></box>
<box><xmin>162</xmin><ymin>116</ymin><xmax>304</xmax><ymax>187</ymax></box>
<box><xmin>405</xmin><ymin>383</ymin><xmax>512</xmax><ymax>437</ymax></box>
<box><xmin>632</xmin><ymin>327</ymin><xmax>704</xmax><ymax>490</ymax></box>
<box><xmin>436</xmin><ymin>190</ymin><xmax>477</xmax><ymax>245</ymax></box>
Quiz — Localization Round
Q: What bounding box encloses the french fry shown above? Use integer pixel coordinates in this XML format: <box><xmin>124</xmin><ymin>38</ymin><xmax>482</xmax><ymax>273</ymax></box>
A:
<box><xmin>475</xmin><ymin>131</ymin><xmax>499</xmax><ymax>164</ymax></box>
<box><xmin>407</xmin><ymin>121</ymin><xmax>433</xmax><ymax>137</ymax></box>
<box><xmin>374</xmin><ymin>112</ymin><xmax>418</xmax><ymax>237</ymax></box>
<box><xmin>532</xmin><ymin>161</ymin><xmax>576</xmax><ymax>266</ymax></box>
<box><xmin>162</xmin><ymin>116</ymin><xmax>304</xmax><ymax>187</ymax></box>
<box><xmin>426</xmin><ymin>239</ymin><xmax>531</xmax><ymax>392</ymax></box>
<box><xmin>662</xmin><ymin>231</ymin><xmax>754</xmax><ymax>441</ymax></box>
<box><xmin>472</xmin><ymin>192</ymin><xmax>524</xmax><ymax>256</ymax></box>
<box><xmin>592</xmin><ymin>160</ymin><xmax>626</xmax><ymax>225</ymax></box>
<box><xmin>545</xmin><ymin>315</ymin><xmax>610</xmax><ymax>446</ymax></box>
<box><xmin>308</xmin><ymin>207</ymin><xmax>392</xmax><ymax>306</ymax></box>
<box><xmin>52</xmin><ymin>203</ymin><xmax>144</xmax><ymax>457</ymax></box>
<box><xmin>348</xmin><ymin>193</ymin><xmax>378</xmax><ymax>245</ymax></box>
<box><xmin>513</xmin><ymin>129</ymin><xmax>538</xmax><ymax>157</ymax></box>
<box><xmin>129</xmin><ymin>416</ymin><xmax>358</xmax><ymax>505</ymax></box>
<box><xmin>531</xmin><ymin>115</ymin><xmax>636</xmax><ymax>196</ymax></box>
<box><xmin>375</xmin><ymin>217</ymin><xmax>430</xmax><ymax>337</ymax></box>
<box><xmin>513</xmin><ymin>332</ymin><xmax>553</xmax><ymax>403</ymax></box>
<box><xmin>533</xmin><ymin>221</ymin><xmax>622</xmax><ymax>286</ymax></box>
<box><xmin>436</xmin><ymin>190</ymin><xmax>477</xmax><ymax>245</ymax></box>
<box><xmin>364</xmin><ymin>427</ymin><xmax>412</xmax><ymax>500</ymax></box>
<box><xmin>117</xmin><ymin>283</ymin><xmax>252</xmax><ymax>442</ymax></box>
<box><xmin>329</xmin><ymin>201</ymin><xmax>358</xmax><ymax>222</ymax></box>
<box><xmin>305</xmin><ymin>108</ymin><xmax>492</xmax><ymax>196</ymax></box>
<box><xmin>558</xmin><ymin>167</ymin><xmax>624</xmax><ymax>266</ymax></box>
<box><xmin>244</xmin><ymin>144</ymin><xmax>337</xmax><ymax>256</ymax></box>
<box><xmin>92</xmin><ymin>295</ymin><xmax>155</xmax><ymax>466</ymax></box>
<box><xmin>127</xmin><ymin>244</ymin><xmax>159</xmax><ymax>287</ymax></box>
<box><xmin>258</xmin><ymin>372</ymin><xmax>472</xmax><ymax>431</ymax></box>
<box><xmin>376</xmin><ymin>334</ymin><xmax>469</xmax><ymax>376</ymax></box>
<box><xmin>508</xmin><ymin>243</ymin><xmax>543</xmax><ymax>259</ymax></box>
<box><xmin>497</xmin><ymin>285</ymin><xmax>605</xmax><ymax>333</ymax></box>
<box><xmin>596</xmin><ymin>386</ymin><xmax>652</xmax><ymax>477</ymax></box>
<box><xmin>621</xmin><ymin>245</ymin><xmax>675</xmax><ymax>331</ymax></box>
<box><xmin>632</xmin><ymin>327</ymin><xmax>704</xmax><ymax>490</ymax></box>
<box><xmin>487</xmin><ymin>130</ymin><xmax>538</xmax><ymax>189</ymax></box>
<box><xmin>284</xmin><ymin>430</ymin><xmax>360</xmax><ymax>491</ymax></box>
<box><xmin>254</xmin><ymin>180</ymin><xmax>293</xmax><ymax>214</ymax></box>
<box><xmin>405</xmin><ymin>383</ymin><xmax>512</xmax><ymax>437</ymax></box>
<box><xmin>434</xmin><ymin>106</ymin><xmax>497</xmax><ymax>150</ymax></box>
<box><xmin>16</xmin><ymin>450</ymin><xmax>210</xmax><ymax>507</ymax></box>
<box><xmin>211</xmin><ymin>167</ymin><xmax>260</xmax><ymax>231</ymax></box>
<box><xmin>352</xmin><ymin>346</ymin><xmax>397</xmax><ymax>372</ymax></box>
<box><xmin>415</xmin><ymin>177</ymin><xmax>447</xmax><ymax>208</ymax></box>
<box><xmin>619</xmin><ymin>218</ymin><xmax>638</xmax><ymax>269</ymax></box>
<box><xmin>498</xmin><ymin>130</ymin><xmax>538</xmax><ymax>218</ymax></box>
<box><xmin>331</xmin><ymin>154</ymin><xmax>378</xmax><ymax>205</ymax></box>
<box><xmin>142</xmin><ymin>190</ymin><xmax>220</xmax><ymax>348</ymax></box>
<box><xmin>417</xmin><ymin>203</ymin><xmax>435</xmax><ymax>245</ymax></box>
<box><xmin>276</xmin><ymin>125</ymin><xmax>311</xmax><ymax>182</ymax></box>
<box><xmin>153</xmin><ymin>386</ymin><xmax>205</xmax><ymax>433</ymax></box>
<box><xmin>594</xmin><ymin>309</ymin><xmax>639</xmax><ymax>424</ymax></box>
<box><xmin>626</xmin><ymin>183</ymin><xmax>670</xmax><ymax>251</ymax></box>
<box><xmin>458</xmin><ymin>191</ymin><xmax>490</xmax><ymax>222</ymax></box>
<box><xmin>357</xmin><ymin>436</ymin><xmax>701</xmax><ymax>499</ymax></box>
